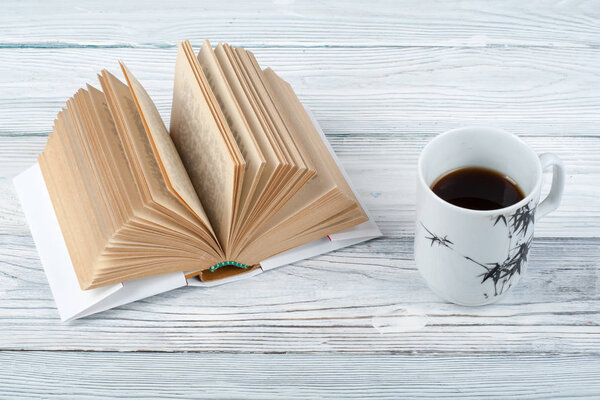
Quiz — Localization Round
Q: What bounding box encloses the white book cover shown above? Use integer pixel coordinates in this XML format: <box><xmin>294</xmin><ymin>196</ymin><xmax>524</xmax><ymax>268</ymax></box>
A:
<box><xmin>13</xmin><ymin>110</ymin><xmax>381</xmax><ymax>321</ymax></box>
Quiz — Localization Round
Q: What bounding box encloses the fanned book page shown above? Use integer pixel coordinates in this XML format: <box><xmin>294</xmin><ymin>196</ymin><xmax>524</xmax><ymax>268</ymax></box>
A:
<box><xmin>38</xmin><ymin>39</ymin><xmax>369</xmax><ymax>290</ymax></box>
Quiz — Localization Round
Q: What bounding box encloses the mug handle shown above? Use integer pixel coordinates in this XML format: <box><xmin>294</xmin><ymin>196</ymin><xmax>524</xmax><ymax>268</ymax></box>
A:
<box><xmin>536</xmin><ymin>153</ymin><xmax>566</xmax><ymax>220</ymax></box>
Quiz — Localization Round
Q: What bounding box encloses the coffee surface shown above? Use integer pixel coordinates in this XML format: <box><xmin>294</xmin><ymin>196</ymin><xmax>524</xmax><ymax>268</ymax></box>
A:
<box><xmin>431</xmin><ymin>167</ymin><xmax>524</xmax><ymax>211</ymax></box>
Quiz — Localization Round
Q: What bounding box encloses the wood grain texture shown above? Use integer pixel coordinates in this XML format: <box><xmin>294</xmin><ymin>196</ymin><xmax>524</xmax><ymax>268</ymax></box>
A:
<box><xmin>2</xmin><ymin>0</ymin><xmax>599</xmax><ymax>48</ymax></box>
<box><xmin>0</xmin><ymin>236</ymin><xmax>598</xmax><ymax>352</ymax></box>
<box><xmin>0</xmin><ymin>46</ymin><xmax>599</xmax><ymax>137</ymax></box>
<box><xmin>2</xmin><ymin>352</ymin><xmax>600</xmax><ymax>399</ymax></box>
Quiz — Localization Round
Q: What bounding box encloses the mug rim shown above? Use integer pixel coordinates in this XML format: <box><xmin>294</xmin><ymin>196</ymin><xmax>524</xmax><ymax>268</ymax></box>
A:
<box><xmin>417</xmin><ymin>125</ymin><xmax>543</xmax><ymax>216</ymax></box>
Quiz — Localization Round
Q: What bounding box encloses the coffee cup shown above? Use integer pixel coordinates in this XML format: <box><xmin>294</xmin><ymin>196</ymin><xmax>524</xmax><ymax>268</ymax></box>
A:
<box><xmin>415</xmin><ymin>127</ymin><xmax>565</xmax><ymax>305</ymax></box>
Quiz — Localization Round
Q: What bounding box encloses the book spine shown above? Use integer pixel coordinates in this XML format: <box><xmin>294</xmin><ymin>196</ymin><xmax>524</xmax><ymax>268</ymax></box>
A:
<box><xmin>209</xmin><ymin>261</ymin><xmax>253</xmax><ymax>272</ymax></box>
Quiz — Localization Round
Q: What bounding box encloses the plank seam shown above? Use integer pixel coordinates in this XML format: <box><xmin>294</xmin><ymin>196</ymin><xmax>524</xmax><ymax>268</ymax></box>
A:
<box><xmin>1</xmin><ymin>42</ymin><xmax>599</xmax><ymax>50</ymax></box>
<box><xmin>1</xmin><ymin>349</ymin><xmax>599</xmax><ymax>356</ymax></box>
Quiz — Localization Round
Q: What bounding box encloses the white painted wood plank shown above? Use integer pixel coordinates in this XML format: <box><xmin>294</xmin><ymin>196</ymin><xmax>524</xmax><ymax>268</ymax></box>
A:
<box><xmin>0</xmin><ymin>46</ymin><xmax>599</xmax><ymax>137</ymax></box>
<box><xmin>1</xmin><ymin>352</ymin><xmax>600</xmax><ymax>399</ymax></box>
<box><xmin>1</xmin><ymin>0</ymin><xmax>599</xmax><ymax>48</ymax></box>
<box><xmin>0</xmin><ymin>235</ymin><xmax>598</xmax><ymax>353</ymax></box>
<box><xmin>1</xmin><ymin>135</ymin><xmax>598</xmax><ymax>238</ymax></box>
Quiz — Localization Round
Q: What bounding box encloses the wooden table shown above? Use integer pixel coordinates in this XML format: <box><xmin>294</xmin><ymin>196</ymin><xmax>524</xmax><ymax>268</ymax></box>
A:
<box><xmin>1</xmin><ymin>1</ymin><xmax>599</xmax><ymax>398</ymax></box>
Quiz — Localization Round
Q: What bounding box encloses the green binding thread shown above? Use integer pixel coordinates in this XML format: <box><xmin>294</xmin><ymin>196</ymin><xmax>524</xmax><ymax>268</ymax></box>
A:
<box><xmin>209</xmin><ymin>261</ymin><xmax>252</xmax><ymax>272</ymax></box>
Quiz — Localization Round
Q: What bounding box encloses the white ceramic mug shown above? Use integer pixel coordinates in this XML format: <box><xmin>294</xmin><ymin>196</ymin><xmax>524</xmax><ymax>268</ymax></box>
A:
<box><xmin>415</xmin><ymin>127</ymin><xmax>565</xmax><ymax>305</ymax></box>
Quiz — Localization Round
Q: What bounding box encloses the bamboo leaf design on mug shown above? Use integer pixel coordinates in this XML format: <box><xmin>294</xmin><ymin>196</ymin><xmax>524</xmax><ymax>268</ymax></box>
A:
<box><xmin>509</xmin><ymin>203</ymin><xmax>535</xmax><ymax>236</ymax></box>
<box><xmin>420</xmin><ymin>200</ymin><xmax>536</xmax><ymax>298</ymax></box>
<box><xmin>420</xmin><ymin>222</ymin><xmax>453</xmax><ymax>249</ymax></box>
<box><xmin>466</xmin><ymin>201</ymin><xmax>536</xmax><ymax>296</ymax></box>
<box><xmin>494</xmin><ymin>214</ymin><xmax>507</xmax><ymax>227</ymax></box>
<box><xmin>465</xmin><ymin>236</ymin><xmax>533</xmax><ymax>296</ymax></box>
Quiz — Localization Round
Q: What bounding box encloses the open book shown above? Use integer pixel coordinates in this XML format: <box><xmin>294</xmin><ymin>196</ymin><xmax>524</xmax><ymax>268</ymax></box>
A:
<box><xmin>32</xmin><ymin>40</ymin><xmax>373</xmax><ymax>292</ymax></box>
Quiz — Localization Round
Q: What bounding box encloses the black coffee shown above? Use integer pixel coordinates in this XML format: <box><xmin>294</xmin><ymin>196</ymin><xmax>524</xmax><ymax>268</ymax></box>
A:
<box><xmin>431</xmin><ymin>167</ymin><xmax>524</xmax><ymax>211</ymax></box>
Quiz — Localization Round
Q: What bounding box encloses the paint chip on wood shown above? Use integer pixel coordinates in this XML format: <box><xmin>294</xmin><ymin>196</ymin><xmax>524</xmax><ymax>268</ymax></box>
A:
<box><xmin>372</xmin><ymin>308</ymin><xmax>429</xmax><ymax>333</ymax></box>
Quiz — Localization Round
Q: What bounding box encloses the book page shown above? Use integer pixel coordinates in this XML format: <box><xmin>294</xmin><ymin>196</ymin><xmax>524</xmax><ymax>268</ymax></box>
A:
<box><xmin>86</xmin><ymin>84</ymin><xmax>144</xmax><ymax>217</ymax></box>
<box><xmin>235</xmin><ymin>69</ymin><xmax>368</xmax><ymax>262</ymax></box>
<box><xmin>99</xmin><ymin>70</ymin><xmax>213</xmax><ymax>237</ymax></box>
<box><xmin>96</xmin><ymin>70</ymin><xmax>223</xmax><ymax>285</ymax></box>
<box><xmin>223</xmin><ymin>45</ymin><xmax>296</xmax><ymax>233</ymax></box>
<box><xmin>226</xmin><ymin>46</ymin><xmax>317</xmax><ymax>254</ymax></box>
<box><xmin>39</xmin><ymin>131</ymin><xmax>98</xmax><ymax>287</ymax></box>
<box><xmin>120</xmin><ymin>62</ymin><xmax>215</xmax><ymax>236</ymax></box>
<box><xmin>241</xmin><ymin>48</ymin><xmax>315</xmax><ymax>175</ymax></box>
<box><xmin>170</xmin><ymin>41</ymin><xmax>238</xmax><ymax>251</ymax></box>
<box><xmin>197</xmin><ymin>40</ymin><xmax>266</xmax><ymax>239</ymax></box>
<box><xmin>92</xmin><ymin>77</ymin><xmax>217</xmax><ymax>252</ymax></box>
<box><xmin>40</xmin><ymin>68</ymin><xmax>227</xmax><ymax>290</ymax></box>
<box><xmin>214</xmin><ymin>43</ymin><xmax>284</xmax><ymax>247</ymax></box>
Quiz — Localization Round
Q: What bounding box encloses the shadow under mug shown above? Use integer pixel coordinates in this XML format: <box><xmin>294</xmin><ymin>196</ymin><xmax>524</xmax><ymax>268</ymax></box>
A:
<box><xmin>415</xmin><ymin>127</ymin><xmax>565</xmax><ymax>305</ymax></box>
